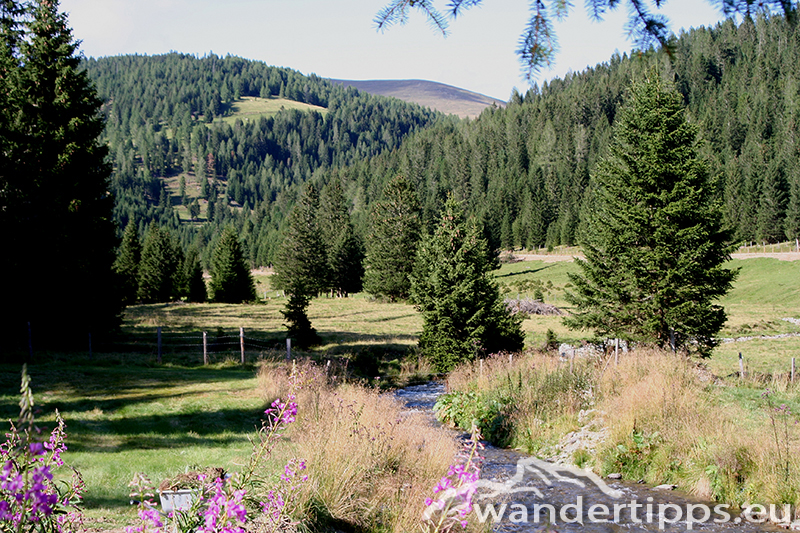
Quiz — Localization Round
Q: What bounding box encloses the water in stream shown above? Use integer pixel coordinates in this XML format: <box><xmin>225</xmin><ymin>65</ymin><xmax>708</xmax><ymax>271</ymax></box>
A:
<box><xmin>395</xmin><ymin>381</ymin><xmax>789</xmax><ymax>532</ymax></box>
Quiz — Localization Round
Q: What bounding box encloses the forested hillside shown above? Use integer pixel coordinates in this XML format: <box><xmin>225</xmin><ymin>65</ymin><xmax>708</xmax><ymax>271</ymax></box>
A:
<box><xmin>85</xmin><ymin>53</ymin><xmax>442</xmax><ymax>264</ymax></box>
<box><xmin>320</xmin><ymin>12</ymin><xmax>800</xmax><ymax>252</ymax></box>
<box><xmin>92</xmin><ymin>13</ymin><xmax>800</xmax><ymax>268</ymax></box>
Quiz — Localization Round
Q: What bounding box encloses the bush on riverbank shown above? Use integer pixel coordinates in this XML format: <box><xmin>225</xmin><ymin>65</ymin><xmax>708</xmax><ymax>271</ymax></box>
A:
<box><xmin>436</xmin><ymin>349</ymin><xmax>800</xmax><ymax>519</ymax></box>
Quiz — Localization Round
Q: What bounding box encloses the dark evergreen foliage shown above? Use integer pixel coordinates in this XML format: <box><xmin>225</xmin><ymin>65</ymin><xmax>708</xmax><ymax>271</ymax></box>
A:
<box><xmin>281</xmin><ymin>292</ymin><xmax>320</xmax><ymax>349</ymax></box>
<box><xmin>410</xmin><ymin>197</ymin><xmax>524</xmax><ymax>372</ymax></box>
<box><xmin>137</xmin><ymin>225</ymin><xmax>180</xmax><ymax>304</ymax></box>
<box><xmin>82</xmin><ymin>52</ymin><xmax>439</xmax><ymax>268</ymax></box>
<box><xmin>0</xmin><ymin>0</ymin><xmax>121</xmax><ymax>352</ymax></box>
<box><xmin>181</xmin><ymin>246</ymin><xmax>208</xmax><ymax>303</ymax></box>
<box><xmin>80</xmin><ymin>14</ymin><xmax>800</xmax><ymax>276</ymax></box>
<box><xmin>274</xmin><ymin>183</ymin><xmax>328</xmax><ymax>347</ymax></box>
<box><xmin>114</xmin><ymin>222</ymin><xmax>142</xmax><ymax>305</ymax></box>
<box><xmin>209</xmin><ymin>227</ymin><xmax>256</xmax><ymax>304</ymax></box>
<box><xmin>363</xmin><ymin>176</ymin><xmax>421</xmax><ymax>301</ymax></box>
<box><xmin>565</xmin><ymin>72</ymin><xmax>737</xmax><ymax>356</ymax></box>
<box><xmin>319</xmin><ymin>178</ymin><xmax>364</xmax><ymax>297</ymax></box>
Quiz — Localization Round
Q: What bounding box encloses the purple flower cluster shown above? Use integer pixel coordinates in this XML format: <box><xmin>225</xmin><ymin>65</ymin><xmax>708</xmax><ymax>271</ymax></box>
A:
<box><xmin>260</xmin><ymin>458</ymin><xmax>308</xmax><ymax>530</ymax></box>
<box><xmin>125</xmin><ymin>507</ymin><xmax>164</xmax><ymax>533</ymax></box>
<box><xmin>197</xmin><ymin>478</ymin><xmax>247</xmax><ymax>533</ymax></box>
<box><xmin>1</xmin><ymin>442</ymin><xmax>61</xmax><ymax>525</ymax></box>
<box><xmin>44</xmin><ymin>415</ymin><xmax>68</xmax><ymax>467</ymax></box>
<box><xmin>265</xmin><ymin>396</ymin><xmax>298</xmax><ymax>427</ymax></box>
<box><xmin>1</xmin><ymin>369</ymin><xmax>85</xmax><ymax>533</ymax></box>
<box><xmin>422</xmin><ymin>431</ymin><xmax>484</xmax><ymax>532</ymax></box>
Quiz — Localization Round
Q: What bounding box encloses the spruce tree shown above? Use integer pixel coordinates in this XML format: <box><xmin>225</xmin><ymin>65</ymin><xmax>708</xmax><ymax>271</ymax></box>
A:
<box><xmin>181</xmin><ymin>246</ymin><xmax>208</xmax><ymax>303</ymax></box>
<box><xmin>209</xmin><ymin>227</ymin><xmax>255</xmax><ymax>304</ymax></box>
<box><xmin>137</xmin><ymin>225</ymin><xmax>180</xmax><ymax>304</ymax></box>
<box><xmin>0</xmin><ymin>0</ymin><xmax>121</xmax><ymax>350</ymax></box>
<box><xmin>565</xmin><ymin>72</ymin><xmax>737</xmax><ymax>355</ymax></box>
<box><xmin>363</xmin><ymin>176</ymin><xmax>421</xmax><ymax>301</ymax></box>
<box><xmin>114</xmin><ymin>222</ymin><xmax>142</xmax><ymax>305</ymax></box>
<box><xmin>410</xmin><ymin>196</ymin><xmax>524</xmax><ymax>372</ymax></box>
<box><xmin>273</xmin><ymin>183</ymin><xmax>327</xmax><ymax>347</ymax></box>
<box><xmin>756</xmin><ymin>160</ymin><xmax>786</xmax><ymax>243</ymax></box>
<box><xmin>319</xmin><ymin>178</ymin><xmax>364</xmax><ymax>297</ymax></box>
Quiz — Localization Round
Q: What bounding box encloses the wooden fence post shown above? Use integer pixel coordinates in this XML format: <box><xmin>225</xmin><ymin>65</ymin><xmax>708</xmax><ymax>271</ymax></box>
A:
<box><xmin>203</xmin><ymin>331</ymin><xmax>208</xmax><ymax>365</ymax></box>
<box><xmin>240</xmin><ymin>327</ymin><xmax>245</xmax><ymax>365</ymax></box>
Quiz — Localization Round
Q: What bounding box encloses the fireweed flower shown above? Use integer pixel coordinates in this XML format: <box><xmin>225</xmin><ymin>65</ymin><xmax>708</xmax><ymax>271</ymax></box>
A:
<box><xmin>196</xmin><ymin>478</ymin><xmax>247</xmax><ymax>533</ymax></box>
<box><xmin>259</xmin><ymin>458</ymin><xmax>308</xmax><ymax>532</ymax></box>
<box><xmin>421</xmin><ymin>429</ymin><xmax>484</xmax><ymax>533</ymax></box>
<box><xmin>0</xmin><ymin>369</ymin><xmax>84</xmax><ymax>532</ymax></box>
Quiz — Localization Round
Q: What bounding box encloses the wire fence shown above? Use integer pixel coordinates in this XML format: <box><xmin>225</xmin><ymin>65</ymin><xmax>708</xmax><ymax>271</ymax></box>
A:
<box><xmin>88</xmin><ymin>327</ymin><xmax>292</xmax><ymax>365</ymax></box>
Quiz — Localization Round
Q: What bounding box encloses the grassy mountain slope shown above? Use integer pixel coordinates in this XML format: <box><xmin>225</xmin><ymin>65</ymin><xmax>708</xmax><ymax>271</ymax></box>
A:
<box><xmin>329</xmin><ymin>79</ymin><xmax>506</xmax><ymax>118</ymax></box>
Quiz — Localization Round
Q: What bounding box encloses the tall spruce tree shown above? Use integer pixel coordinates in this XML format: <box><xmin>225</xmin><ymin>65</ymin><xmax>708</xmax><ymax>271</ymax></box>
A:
<box><xmin>363</xmin><ymin>176</ymin><xmax>421</xmax><ymax>301</ymax></box>
<box><xmin>209</xmin><ymin>227</ymin><xmax>255</xmax><ymax>303</ymax></box>
<box><xmin>410</xmin><ymin>196</ymin><xmax>524</xmax><ymax>372</ymax></box>
<box><xmin>565</xmin><ymin>72</ymin><xmax>737</xmax><ymax>355</ymax></box>
<box><xmin>137</xmin><ymin>225</ymin><xmax>180</xmax><ymax>304</ymax></box>
<box><xmin>274</xmin><ymin>183</ymin><xmax>328</xmax><ymax>346</ymax></box>
<box><xmin>181</xmin><ymin>246</ymin><xmax>208</xmax><ymax>303</ymax></box>
<box><xmin>0</xmin><ymin>0</ymin><xmax>120</xmax><ymax>351</ymax></box>
<box><xmin>319</xmin><ymin>178</ymin><xmax>364</xmax><ymax>297</ymax></box>
<box><xmin>114</xmin><ymin>222</ymin><xmax>142</xmax><ymax>305</ymax></box>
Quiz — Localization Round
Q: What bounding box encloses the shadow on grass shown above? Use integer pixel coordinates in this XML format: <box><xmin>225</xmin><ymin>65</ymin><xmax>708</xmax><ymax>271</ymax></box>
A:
<box><xmin>65</xmin><ymin>406</ymin><xmax>264</xmax><ymax>453</ymax></box>
<box><xmin>315</xmin><ymin>331</ymin><xmax>417</xmax><ymax>348</ymax></box>
<box><xmin>0</xmin><ymin>364</ymin><xmax>262</xmax><ymax>424</ymax></box>
<box><xmin>495</xmin><ymin>264</ymin><xmax>554</xmax><ymax>279</ymax></box>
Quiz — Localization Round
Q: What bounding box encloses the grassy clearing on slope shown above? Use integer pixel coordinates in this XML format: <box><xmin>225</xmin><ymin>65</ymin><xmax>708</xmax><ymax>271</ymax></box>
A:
<box><xmin>214</xmin><ymin>96</ymin><xmax>327</xmax><ymax>126</ymax></box>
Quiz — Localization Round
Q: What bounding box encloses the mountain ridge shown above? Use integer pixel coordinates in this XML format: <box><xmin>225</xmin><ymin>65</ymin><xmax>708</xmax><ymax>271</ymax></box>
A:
<box><xmin>328</xmin><ymin>78</ymin><xmax>506</xmax><ymax>118</ymax></box>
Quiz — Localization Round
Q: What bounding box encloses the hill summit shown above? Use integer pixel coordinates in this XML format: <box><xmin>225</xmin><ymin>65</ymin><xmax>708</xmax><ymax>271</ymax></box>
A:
<box><xmin>328</xmin><ymin>79</ymin><xmax>506</xmax><ymax>118</ymax></box>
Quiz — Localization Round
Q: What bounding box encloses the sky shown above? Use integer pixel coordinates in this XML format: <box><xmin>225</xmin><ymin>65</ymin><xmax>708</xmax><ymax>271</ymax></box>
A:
<box><xmin>60</xmin><ymin>0</ymin><xmax>730</xmax><ymax>101</ymax></box>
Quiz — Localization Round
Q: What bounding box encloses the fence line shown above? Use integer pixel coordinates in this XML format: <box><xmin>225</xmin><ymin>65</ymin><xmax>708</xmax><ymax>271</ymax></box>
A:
<box><xmin>85</xmin><ymin>326</ymin><xmax>291</xmax><ymax>365</ymax></box>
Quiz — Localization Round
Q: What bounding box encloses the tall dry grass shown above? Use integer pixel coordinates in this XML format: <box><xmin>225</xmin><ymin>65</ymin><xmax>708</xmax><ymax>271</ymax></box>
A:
<box><xmin>442</xmin><ymin>348</ymin><xmax>800</xmax><ymax>519</ymax></box>
<box><xmin>444</xmin><ymin>352</ymin><xmax>594</xmax><ymax>452</ymax></box>
<box><xmin>597</xmin><ymin>350</ymin><xmax>800</xmax><ymax>514</ymax></box>
<box><xmin>258</xmin><ymin>361</ymin><xmax>460</xmax><ymax>532</ymax></box>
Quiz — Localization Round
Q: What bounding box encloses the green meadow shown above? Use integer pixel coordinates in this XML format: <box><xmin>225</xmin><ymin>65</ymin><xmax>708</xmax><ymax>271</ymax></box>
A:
<box><xmin>215</xmin><ymin>96</ymin><xmax>327</xmax><ymax>125</ymax></box>
<box><xmin>494</xmin><ymin>255</ymin><xmax>800</xmax><ymax>376</ymax></box>
<box><xmin>0</xmin><ymin>254</ymin><xmax>797</xmax><ymax>528</ymax></box>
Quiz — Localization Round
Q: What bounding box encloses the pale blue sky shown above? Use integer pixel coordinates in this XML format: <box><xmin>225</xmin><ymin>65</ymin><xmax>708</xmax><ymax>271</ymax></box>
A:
<box><xmin>61</xmin><ymin>0</ymin><xmax>728</xmax><ymax>101</ymax></box>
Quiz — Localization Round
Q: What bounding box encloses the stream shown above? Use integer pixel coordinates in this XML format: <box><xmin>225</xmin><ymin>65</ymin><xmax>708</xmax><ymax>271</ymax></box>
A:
<box><xmin>395</xmin><ymin>381</ymin><xmax>789</xmax><ymax>532</ymax></box>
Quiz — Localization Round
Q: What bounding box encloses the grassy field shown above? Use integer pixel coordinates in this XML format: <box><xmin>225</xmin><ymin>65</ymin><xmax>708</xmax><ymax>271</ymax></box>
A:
<box><xmin>492</xmin><ymin>256</ymin><xmax>800</xmax><ymax>375</ymax></box>
<box><xmin>0</xmin><ymin>363</ymin><xmax>267</xmax><ymax>529</ymax></box>
<box><xmin>1</xmin><ymin>252</ymin><xmax>796</xmax><ymax>528</ymax></box>
<box><xmin>215</xmin><ymin>96</ymin><xmax>327</xmax><ymax>125</ymax></box>
<box><xmin>117</xmin><ymin>255</ymin><xmax>799</xmax><ymax>374</ymax></box>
